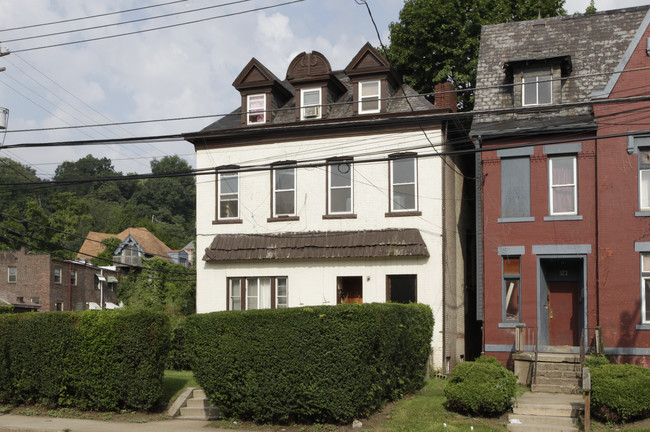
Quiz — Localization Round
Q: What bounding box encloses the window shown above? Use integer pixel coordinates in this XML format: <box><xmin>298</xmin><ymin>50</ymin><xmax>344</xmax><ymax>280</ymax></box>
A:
<box><xmin>328</xmin><ymin>160</ymin><xmax>353</xmax><ymax>214</ymax></box>
<box><xmin>247</xmin><ymin>94</ymin><xmax>266</xmax><ymax>125</ymax></box>
<box><xmin>228</xmin><ymin>277</ymin><xmax>288</xmax><ymax>310</ymax></box>
<box><xmin>70</xmin><ymin>270</ymin><xmax>77</xmax><ymax>286</ymax></box>
<box><xmin>359</xmin><ymin>80</ymin><xmax>380</xmax><ymax>114</ymax></box>
<box><xmin>390</xmin><ymin>156</ymin><xmax>417</xmax><ymax>212</ymax></box>
<box><xmin>96</xmin><ymin>274</ymin><xmax>106</xmax><ymax>290</ymax></box>
<box><xmin>639</xmin><ymin>149</ymin><xmax>650</xmax><ymax>211</ymax></box>
<box><xmin>501</xmin><ymin>157</ymin><xmax>531</xmax><ymax>219</ymax></box>
<box><xmin>549</xmin><ymin>155</ymin><xmax>577</xmax><ymax>215</ymax></box>
<box><xmin>55</xmin><ymin>301</ymin><xmax>64</xmax><ymax>311</ymax></box>
<box><xmin>522</xmin><ymin>75</ymin><xmax>551</xmax><ymax>106</ymax></box>
<box><xmin>387</xmin><ymin>275</ymin><xmax>417</xmax><ymax>303</ymax></box>
<box><xmin>218</xmin><ymin>170</ymin><xmax>239</xmax><ymax>220</ymax></box>
<box><xmin>7</xmin><ymin>267</ymin><xmax>16</xmax><ymax>283</ymax></box>
<box><xmin>31</xmin><ymin>297</ymin><xmax>40</xmax><ymax>304</ymax></box>
<box><xmin>337</xmin><ymin>276</ymin><xmax>363</xmax><ymax>304</ymax></box>
<box><xmin>54</xmin><ymin>267</ymin><xmax>62</xmax><ymax>284</ymax></box>
<box><xmin>642</xmin><ymin>254</ymin><xmax>650</xmax><ymax>324</ymax></box>
<box><xmin>301</xmin><ymin>88</ymin><xmax>321</xmax><ymax>119</ymax></box>
<box><xmin>503</xmin><ymin>256</ymin><xmax>521</xmax><ymax>322</ymax></box>
<box><xmin>273</xmin><ymin>165</ymin><xmax>296</xmax><ymax>217</ymax></box>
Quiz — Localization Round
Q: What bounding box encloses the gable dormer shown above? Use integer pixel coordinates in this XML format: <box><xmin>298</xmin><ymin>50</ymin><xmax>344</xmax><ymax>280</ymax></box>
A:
<box><xmin>233</xmin><ymin>58</ymin><xmax>292</xmax><ymax>126</ymax></box>
<box><xmin>286</xmin><ymin>51</ymin><xmax>346</xmax><ymax>121</ymax></box>
<box><xmin>344</xmin><ymin>43</ymin><xmax>400</xmax><ymax>115</ymax></box>
<box><xmin>504</xmin><ymin>55</ymin><xmax>571</xmax><ymax>108</ymax></box>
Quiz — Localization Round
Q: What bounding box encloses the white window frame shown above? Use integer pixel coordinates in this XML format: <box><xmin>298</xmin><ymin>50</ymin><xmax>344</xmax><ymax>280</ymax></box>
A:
<box><xmin>548</xmin><ymin>155</ymin><xmax>577</xmax><ymax>216</ymax></box>
<box><xmin>328</xmin><ymin>160</ymin><xmax>353</xmax><ymax>214</ymax></box>
<box><xmin>639</xmin><ymin>148</ymin><xmax>650</xmax><ymax>211</ymax></box>
<box><xmin>70</xmin><ymin>270</ymin><xmax>77</xmax><ymax>286</ymax></box>
<box><xmin>359</xmin><ymin>80</ymin><xmax>380</xmax><ymax>114</ymax></box>
<box><xmin>228</xmin><ymin>277</ymin><xmax>288</xmax><ymax>310</ymax></box>
<box><xmin>273</xmin><ymin>166</ymin><xmax>296</xmax><ymax>217</ymax></box>
<box><xmin>390</xmin><ymin>156</ymin><xmax>418</xmax><ymax>212</ymax></box>
<box><xmin>7</xmin><ymin>266</ymin><xmax>16</xmax><ymax>283</ymax></box>
<box><xmin>642</xmin><ymin>253</ymin><xmax>650</xmax><ymax>324</ymax></box>
<box><xmin>218</xmin><ymin>170</ymin><xmax>239</xmax><ymax>220</ymax></box>
<box><xmin>54</xmin><ymin>267</ymin><xmax>62</xmax><ymax>284</ymax></box>
<box><xmin>247</xmin><ymin>94</ymin><xmax>266</xmax><ymax>125</ymax></box>
<box><xmin>522</xmin><ymin>75</ymin><xmax>552</xmax><ymax>106</ymax></box>
<box><xmin>301</xmin><ymin>88</ymin><xmax>322</xmax><ymax>120</ymax></box>
<box><xmin>276</xmin><ymin>277</ymin><xmax>288</xmax><ymax>308</ymax></box>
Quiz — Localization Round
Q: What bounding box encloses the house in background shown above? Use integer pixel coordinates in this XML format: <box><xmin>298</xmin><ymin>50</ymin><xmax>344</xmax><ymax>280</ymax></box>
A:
<box><xmin>77</xmin><ymin>227</ymin><xmax>189</xmax><ymax>269</ymax></box>
<box><xmin>471</xmin><ymin>6</ymin><xmax>650</xmax><ymax>372</ymax></box>
<box><xmin>185</xmin><ymin>43</ymin><xmax>476</xmax><ymax>372</ymax></box>
<box><xmin>0</xmin><ymin>248</ymin><xmax>119</xmax><ymax>311</ymax></box>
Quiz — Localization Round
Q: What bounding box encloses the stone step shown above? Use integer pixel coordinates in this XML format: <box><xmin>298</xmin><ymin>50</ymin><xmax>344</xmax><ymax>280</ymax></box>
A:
<box><xmin>535</xmin><ymin>376</ymin><xmax>581</xmax><ymax>386</ymax></box>
<box><xmin>536</xmin><ymin>370</ymin><xmax>581</xmax><ymax>380</ymax></box>
<box><xmin>507</xmin><ymin>422</ymin><xmax>579</xmax><ymax>432</ymax></box>
<box><xmin>186</xmin><ymin>397</ymin><xmax>212</xmax><ymax>408</ymax></box>
<box><xmin>179</xmin><ymin>406</ymin><xmax>220</xmax><ymax>420</ymax></box>
<box><xmin>192</xmin><ymin>389</ymin><xmax>207</xmax><ymax>399</ymax></box>
<box><xmin>536</xmin><ymin>362</ymin><xmax>581</xmax><ymax>372</ymax></box>
<box><xmin>531</xmin><ymin>383</ymin><xmax>582</xmax><ymax>394</ymax></box>
<box><xmin>508</xmin><ymin>414</ymin><xmax>579</xmax><ymax>427</ymax></box>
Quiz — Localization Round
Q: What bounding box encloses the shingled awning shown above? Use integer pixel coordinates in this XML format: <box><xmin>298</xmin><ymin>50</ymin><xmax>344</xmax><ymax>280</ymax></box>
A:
<box><xmin>203</xmin><ymin>229</ymin><xmax>429</xmax><ymax>261</ymax></box>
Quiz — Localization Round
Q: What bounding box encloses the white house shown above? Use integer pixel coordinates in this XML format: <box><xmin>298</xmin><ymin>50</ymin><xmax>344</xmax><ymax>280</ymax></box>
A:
<box><xmin>185</xmin><ymin>44</ymin><xmax>474</xmax><ymax>372</ymax></box>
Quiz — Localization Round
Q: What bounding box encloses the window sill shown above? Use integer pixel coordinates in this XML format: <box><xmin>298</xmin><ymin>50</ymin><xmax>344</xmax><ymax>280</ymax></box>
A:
<box><xmin>212</xmin><ymin>219</ymin><xmax>243</xmax><ymax>225</ymax></box>
<box><xmin>323</xmin><ymin>214</ymin><xmax>357</xmax><ymax>220</ymax></box>
<box><xmin>636</xmin><ymin>211</ymin><xmax>650</xmax><ymax>217</ymax></box>
<box><xmin>498</xmin><ymin>217</ymin><xmax>535</xmax><ymax>223</ymax></box>
<box><xmin>498</xmin><ymin>322</ymin><xmax>523</xmax><ymax>328</ymax></box>
<box><xmin>544</xmin><ymin>215</ymin><xmax>583</xmax><ymax>221</ymax></box>
<box><xmin>385</xmin><ymin>211</ymin><xmax>422</xmax><ymax>217</ymax></box>
<box><xmin>636</xmin><ymin>324</ymin><xmax>650</xmax><ymax>330</ymax></box>
<box><xmin>267</xmin><ymin>216</ymin><xmax>299</xmax><ymax>223</ymax></box>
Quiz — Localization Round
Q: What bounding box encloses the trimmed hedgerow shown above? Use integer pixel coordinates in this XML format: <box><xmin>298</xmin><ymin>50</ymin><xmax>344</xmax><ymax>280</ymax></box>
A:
<box><xmin>591</xmin><ymin>363</ymin><xmax>650</xmax><ymax>423</ymax></box>
<box><xmin>0</xmin><ymin>309</ymin><xmax>170</xmax><ymax>411</ymax></box>
<box><xmin>167</xmin><ymin>318</ymin><xmax>191</xmax><ymax>371</ymax></box>
<box><xmin>444</xmin><ymin>356</ymin><xmax>517</xmax><ymax>417</ymax></box>
<box><xmin>0</xmin><ymin>305</ymin><xmax>13</xmax><ymax>314</ymax></box>
<box><xmin>185</xmin><ymin>303</ymin><xmax>433</xmax><ymax>424</ymax></box>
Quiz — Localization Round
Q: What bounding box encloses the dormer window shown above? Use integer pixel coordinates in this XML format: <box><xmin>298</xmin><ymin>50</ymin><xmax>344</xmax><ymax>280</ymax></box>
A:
<box><xmin>359</xmin><ymin>80</ymin><xmax>380</xmax><ymax>114</ymax></box>
<box><xmin>247</xmin><ymin>94</ymin><xmax>266</xmax><ymax>125</ymax></box>
<box><xmin>301</xmin><ymin>88</ymin><xmax>321</xmax><ymax>120</ymax></box>
<box><xmin>523</xmin><ymin>75</ymin><xmax>552</xmax><ymax>106</ymax></box>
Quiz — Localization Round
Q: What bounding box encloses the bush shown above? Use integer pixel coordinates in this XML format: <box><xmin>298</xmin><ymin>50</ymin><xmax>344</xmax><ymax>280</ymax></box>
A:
<box><xmin>591</xmin><ymin>363</ymin><xmax>650</xmax><ymax>423</ymax></box>
<box><xmin>0</xmin><ymin>309</ymin><xmax>170</xmax><ymax>411</ymax></box>
<box><xmin>167</xmin><ymin>318</ymin><xmax>191</xmax><ymax>371</ymax></box>
<box><xmin>0</xmin><ymin>305</ymin><xmax>13</xmax><ymax>314</ymax></box>
<box><xmin>584</xmin><ymin>355</ymin><xmax>609</xmax><ymax>369</ymax></box>
<box><xmin>444</xmin><ymin>356</ymin><xmax>517</xmax><ymax>416</ymax></box>
<box><xmin>185</xmin><ymin>303</ymin><xmax>433</xmax><ymax>424</ymax></box>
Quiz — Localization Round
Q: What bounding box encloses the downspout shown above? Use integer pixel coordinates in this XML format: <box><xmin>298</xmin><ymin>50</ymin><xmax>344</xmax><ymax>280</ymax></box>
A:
<box><xmin>595</xmin><ymin>135</ymin><xmax>600</xmax><ymax>327</ymax></box>
<box><xmin>441</xmin><ymin>121</ymin><xmax>448</xmax><ymax>374</ymax></box>
<box><xmin>68</xmin><ymin>262</ymin><xmax>72</xmax><ymax>311</ymax></box>
<box><xmin>100</xmin><ymin>269</ymin><xmax>104</xmax><ymax>309</ymax></box>
<box><xmin>474</xmin><ymin>135</ymin><xmax>485</xmax><ymax>354</ymax></box>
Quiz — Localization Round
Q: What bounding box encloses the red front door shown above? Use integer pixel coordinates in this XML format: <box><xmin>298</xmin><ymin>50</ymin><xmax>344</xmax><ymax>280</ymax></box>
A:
<box><xmin>548</xmin><ymin>281</ymin><xmax>580</xmax><ymax>346</ymax></box>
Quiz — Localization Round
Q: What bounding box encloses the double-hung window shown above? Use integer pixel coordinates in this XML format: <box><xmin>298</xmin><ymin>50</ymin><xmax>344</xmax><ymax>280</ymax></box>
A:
<box><xmin>70</xmin><ymin>270</ymin><xmax>77</xmax><ymax>286</ymax></box>
<box><xmin>390</xmin><ymin>156</ymin><xmax>417</xmax><ymax>212</ymax></box>
<box><xmin>359</xmin><ymin>80</ymin><xmax>380</xmax><ymax>114</ymax></box>
<box><xmin>639</xmin><ymin>149</ymin><xmax>650</xmax><ymax>211</ymax></box>
<box><xmin>228</xmin><ymin>277</ymin><xmax>288</xmax><ymax>310</ymax></box>
<box><xmin>7</xmin><ymin>267</ymin><xmax>16</xmax><ymax>283</ymax></box>
<box><xmin>522</xmin><ymin>75</ymin><xmax>552</xmax><ymax>106</ymax></box>
<box><xmin>247</xmin><ymin>94</ymin><xmax>266</xmax><ymax>125</ymax></box>
<box><xmin>501</xmin><ymin>157</ymin><xmax>531</xmax><ymax>220</ymax></box>
<box><xmin>642</xmin><ymin>254</ymin><xmax>650</xmax><ymax>324</ymax></box>
<box><xmin>218</xmin><ymin>169</ymin><xmax>239</xmax><ymax>220</ymax></box>
<box><xmin>273</xmin><ymin>165</ymin><xmax>296</xmax><ymax>217</ymax></box>
<box><xmin>503</xmin><ymin>256</ymin><xmax>521</xmax><ymax>322</ymax></box>
<box><xmin>54</xmin><ymin>267</ymin><xmax>62</xmax><ymax>284</ymax></box>
<box><xmin>301</xmin><ymin>88</ymin><xmax>321</xmax><ymax>120</ymax></box>
<box><xmin>549</xmin><ymin>155</ymin><xmax>577</xmax><ymax>215</ymax></box>
<box><xmin>328</xmin><ymin>160</ymin><xmax>353</xmax><ymax>214</ymax></box>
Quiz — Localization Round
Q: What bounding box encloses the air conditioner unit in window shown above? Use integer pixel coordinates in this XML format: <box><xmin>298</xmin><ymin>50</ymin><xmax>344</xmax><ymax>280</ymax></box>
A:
<box><xmin>303</xmin><ymin>106</ymin><xmax>320</xmax><ymax>118</ymax></box>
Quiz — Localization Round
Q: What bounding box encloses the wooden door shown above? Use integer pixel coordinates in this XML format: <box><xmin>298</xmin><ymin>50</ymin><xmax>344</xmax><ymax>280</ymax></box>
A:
<box><xmin>548</xmin><ymin>280</ymin><xmax>580</xmax><ymax>346</ymax></box>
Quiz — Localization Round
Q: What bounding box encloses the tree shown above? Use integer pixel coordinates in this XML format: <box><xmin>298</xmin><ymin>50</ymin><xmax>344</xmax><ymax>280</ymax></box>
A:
<box><xmin>585</xmin><ymin>0</ymin><xmax>596</xmax><ymax>14</ymax></box>
<box><xmin>53</xmin><ymin>154</ymin><xmax>122</xmax><ymax>197</ymax></box>
<box><xmin>386</xmin><ymin>0</ymin><xmax>566</xmax><ymax>110</ymax></box>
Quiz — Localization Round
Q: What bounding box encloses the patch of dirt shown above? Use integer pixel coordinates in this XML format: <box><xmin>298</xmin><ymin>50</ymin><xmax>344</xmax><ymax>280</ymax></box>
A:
<box><xmin>1</xmin><ymin>404</ymin><xmax>169</xmax><ymax>423</ymax></box>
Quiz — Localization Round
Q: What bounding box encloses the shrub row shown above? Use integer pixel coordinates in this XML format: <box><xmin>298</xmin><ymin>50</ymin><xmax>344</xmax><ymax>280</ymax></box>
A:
<box><xmin>185</xmin><ymin>303</ymin><xmax>434</xmax><ymax>424</ymax></box>
<box><xmin>0</xmin><ymin>309</ymin><xmax>170</xmax><ymax>411</ymax></box>
<box><xmin>444</xmin><ymin>356</ymin><xmax>517</xmax><ymax>417</ymax></box>
<box><xmin>590</xmin><ymin>362</ymin><xmax>650</xmax><ymax>422</ymax></box>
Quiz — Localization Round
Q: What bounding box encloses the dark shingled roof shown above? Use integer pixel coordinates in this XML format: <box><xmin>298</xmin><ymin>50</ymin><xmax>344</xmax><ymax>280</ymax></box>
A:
<box><xmin>203</xmin><ymin>229</ymin><xmax>429</xmax><ymax>261</ymax></box>
<box><xmin>471</xmin><ymin>6</ymin><xmax>650</xmax><ymax>137</ymax></box>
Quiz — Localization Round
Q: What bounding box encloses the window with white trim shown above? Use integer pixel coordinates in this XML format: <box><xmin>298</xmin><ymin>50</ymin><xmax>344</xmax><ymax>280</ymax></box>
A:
<box><xmin>273</xmin><ymin>165</ymin><xmax>296</xmax><ymax>217</ymax></box>
<box><xmin>7</xmin><ymin>267</ymin><xmax>16</xmax><ymax>283</ymax></box>
<box><xmin>639</xmin><ymin>149</ymin><xmax>650</xmax><ymax>211</ymax></box>
<box><xmin>522</xmin><ymin>75</ymin><xmax>552</xmax><ymax>106</ymax></box>
<box><xmin>328</xmin><ymin>160</ymin><xmax>353</xmax><ymax>214</ymax></box>
<box><xmin>228</xmin><ymin>277</ymin><xmax>288</xmax><ymax>310</ymax></box>
<box><xmin>642</xmin><ymin>253</ymin><xmax>650</xmax><ymax>324</ymax></box>
<box><xmin>247</xmin><ymin>94</ymin><xmax>266</xmax><ymax>125</ymax></box>
<box><xmin>503</xmin><ymin>256</ymin><xmax>521</xmax><ymax>322</ymax></box>
<box><xmin>390</xmin><ymin>156</ymin><xmax>417</xmax><ymax>212</ymax></box>
<box><xmin>549</xmin><ymin>155</ymin><xmax>577</xmax><ymax>215</ymax></box>
<box><xmin>54</xmin><ymin>267</ymin><xmax>62</xmax><ymax>284</ymax></box>
<box><xmin>218</xmin><ymin>170</ymin><xmax>239</xmax><ymax>220</ymax></box>
<box><xmin>359</xmin><ymin>80</ymin><xmax>380</xmax><ymax>114</ymax></box>
<box><xmin>301</xmin><ymin>88</ymin><xmax>321</xmax><ymax>120</ymax></box>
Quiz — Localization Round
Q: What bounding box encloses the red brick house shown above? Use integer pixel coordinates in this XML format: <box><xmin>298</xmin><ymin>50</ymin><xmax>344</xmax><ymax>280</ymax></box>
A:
<box><xmin>471</xmin><ymin>6</ymin><xmax>650</xmax><ymax>371</ymax></box>
<box><xmin>0</xmin><ymin>248</ymin><xmax>119</xmax><ymax>312</ymax></box>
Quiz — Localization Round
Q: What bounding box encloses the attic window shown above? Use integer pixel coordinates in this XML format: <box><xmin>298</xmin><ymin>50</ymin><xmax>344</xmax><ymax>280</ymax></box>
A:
<box><xmin>359</xmin><ymin>80</ymin><xmax>380</xmax><ymax>114</ymax></box>
<box><xmin>247</xmin><ymin>94</ymin><xmax>266</xmax><ymax>125</ymax></box>
<box><xmin>301</xmin><ymin>88</ymin><xmax>321</xmax><ymax>120</ymax></box>
<box><xmin>522</xmin><ymin>74</ymin><xmax>551</xmax><ymax>106</ymax></box>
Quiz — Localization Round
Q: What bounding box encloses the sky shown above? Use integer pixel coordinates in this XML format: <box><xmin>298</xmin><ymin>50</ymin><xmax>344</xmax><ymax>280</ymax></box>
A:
<box><xmin>0</xmin><ymin>0</ymin><xmax>648</xmax><ymax>179</ymax></box>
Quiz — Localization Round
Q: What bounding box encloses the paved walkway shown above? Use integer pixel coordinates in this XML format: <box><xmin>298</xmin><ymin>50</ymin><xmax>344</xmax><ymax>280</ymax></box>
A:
<box><xmin>0</xmin><ymin>414</ymin><xmax>245</xmax><ymax>432</ymax></box>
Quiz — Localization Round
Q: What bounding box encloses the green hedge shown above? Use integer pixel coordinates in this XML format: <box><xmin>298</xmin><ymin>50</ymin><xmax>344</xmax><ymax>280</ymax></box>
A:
<box><xmin>444</xmin><ymin>356</ymin><xmax>517</xmax><ymax>417</ymax></box>
<box><xmin>0</xmin><ymin>305</ymin><xmax>13</xmax><ymax>314</ymax></box>
<box><xmin>591</xmin><ymin>363</ymin><xmax>650</xmax><ymax>422</ymax></box>
<box><xmin>0</xmin><ymin>309</ymin><xmax>170</xmax><ymax>411</ymax></box>
<box><xmin>185</xmin><ymin>303</ymin><xmax>433</xmax><ymax>424</ymax></box>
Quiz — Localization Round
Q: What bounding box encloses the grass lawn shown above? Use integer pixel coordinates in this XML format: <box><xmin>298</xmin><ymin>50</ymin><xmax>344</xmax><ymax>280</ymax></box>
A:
<box><xmin>162</xmin><ymin>370</ymin><xmax>198</xmax><ymax>405</ymax></box>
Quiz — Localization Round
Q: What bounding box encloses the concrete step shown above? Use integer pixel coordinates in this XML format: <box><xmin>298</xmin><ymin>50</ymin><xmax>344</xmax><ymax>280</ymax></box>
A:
<box><xmin>531</xmin><ymin>383</ymin><xmax>582</xmax><ymax>394</ymax></box>
<box><xmin>509</xmin><ymin>414</ymin><xmax>579</xmax><ymax>427</ymax></box>
<box><xmin>536</xmin><ymin>362</ymin><xmax>581</xmax><ymax>372</ymax></box>
<box><xmin>192</xmin><ymin>389</ymin><xmax>207</xmax><ymax>399</ymax></box>
<box><xmin>535</xmin><ymin>376</ymin><xmax>581</xmax><ymax>386</ymax></box>
<box><xmin>514</xmin><ymin>392</ymin><xmax>584</xmax><ymax>417</ymax></box>
<box><xmin>179</xmin><ymin>406</ymin><xmax>220</xmax><ymax>420</ymax></box>
<box><xmin>507</xmin><ymin>422</ymin><xmax>579</xmax><ymax>432</ymax></box>
<box><xmin>186</xmin><ymin>397</ymin><xmax>212</xmax><ymax>408</ymax></box>
<box><xmin>536</xmin><ymin>370</ymin><xmax>581</xmax><ymax>380</ymax></box>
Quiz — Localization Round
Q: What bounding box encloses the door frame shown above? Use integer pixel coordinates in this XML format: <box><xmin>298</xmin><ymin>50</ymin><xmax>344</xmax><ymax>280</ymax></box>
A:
<box><xmin>537</xmin><ymin>255</ymin><xmax>587</xmax><ymax>352</ymax></box>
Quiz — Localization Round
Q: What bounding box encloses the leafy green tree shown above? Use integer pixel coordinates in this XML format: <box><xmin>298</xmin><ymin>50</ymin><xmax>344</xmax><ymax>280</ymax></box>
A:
<box><xmin>386</xmin><ymin>0</ymin><xmax>566</xmax><ymax>110</ymax></box>
<box><xmin>585</xmin><ymin>0</ymin><xmax>596</xmax><ymax>13</ymax></box>
<box><xmin>53</xmin><ymin>154</ymin><xmax>122</xmax><ymax>197</ymax></box>
<box><xmin>94</xmin><ymin>237</ymin><xmax>122</xmax><ymax>266</ymax></box>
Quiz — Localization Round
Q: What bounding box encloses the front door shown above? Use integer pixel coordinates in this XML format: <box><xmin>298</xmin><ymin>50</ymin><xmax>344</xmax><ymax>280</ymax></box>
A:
<box><xmin>548</xmin><ymin>280</ymin><xmax>580</xmax><ymax>346</ymax></box>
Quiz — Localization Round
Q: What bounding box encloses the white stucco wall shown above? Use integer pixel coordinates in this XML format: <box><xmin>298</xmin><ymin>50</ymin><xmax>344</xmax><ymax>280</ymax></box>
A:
<box><xmin>195</xmin><ymin>128</ymin><xmax>446</xmax><ymax>368</ymax></box>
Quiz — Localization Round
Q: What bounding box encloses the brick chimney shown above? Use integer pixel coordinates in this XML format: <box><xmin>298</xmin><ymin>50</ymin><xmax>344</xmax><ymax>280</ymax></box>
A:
<box><xmin>434</xmin><ymin>82</ymin><xmax>457</xmax><ymax>112</ymax></box>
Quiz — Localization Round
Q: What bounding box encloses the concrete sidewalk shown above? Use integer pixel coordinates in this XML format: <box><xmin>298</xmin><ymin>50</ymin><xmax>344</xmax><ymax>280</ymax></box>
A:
<box><xmin>0</xmin><ymin>414</ymin><xmax>243</xmax><ymax>432</ymax></box>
